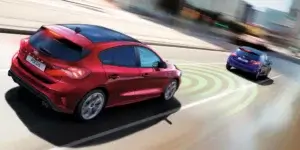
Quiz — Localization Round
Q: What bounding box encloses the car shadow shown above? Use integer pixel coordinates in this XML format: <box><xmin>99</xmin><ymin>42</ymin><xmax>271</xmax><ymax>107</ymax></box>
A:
<box><xmin>5</xmin><ymin>87</ymin><xmax>181</xmax><ymax>148</ymax></box>
<box><xmin>229</xmin><ymin>69</ymin><xmax>274</xmax><ymax>86</ymax></box>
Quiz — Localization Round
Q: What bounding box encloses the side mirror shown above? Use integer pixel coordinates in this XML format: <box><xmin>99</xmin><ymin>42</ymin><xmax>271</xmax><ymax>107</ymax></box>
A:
<box><xmin>267</xmin><ymin>60</ymin><xmax>272</xmax><ymax>65</ymax></box>
<box><xmin>153</xmin><ymin>61</ymin><xmax>167</xmax><ymax>69</ymax></box>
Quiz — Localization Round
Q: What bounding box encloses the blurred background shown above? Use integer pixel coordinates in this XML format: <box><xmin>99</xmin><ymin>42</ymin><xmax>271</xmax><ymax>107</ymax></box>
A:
<box><xmin>111</xmin><ymin>0</ymin><xmax>300</xmax><ymax>56</ymax></box>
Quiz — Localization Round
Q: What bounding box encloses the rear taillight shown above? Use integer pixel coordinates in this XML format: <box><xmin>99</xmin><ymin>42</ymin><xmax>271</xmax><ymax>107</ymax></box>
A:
<box><xmin>20</xmin><ymin>38</ymin><xmax>29</xmax><ymax>51</ymax></box>
<box><xmin>251</xmin><ymin>60</ymin><xmax>261</xmax><ymax>65</ymax></box>
<box><xmin>46</xmin><ymin>66</ymin><xmax>90</xmax><ymax>79</ymax></box>
<box><xmin>63</xmin><ymin>67</ymin><xmax>91</xmax><ymax>79</ymax></box>
<box><xmin>231</xmin><ymin>52</ymin><xmax>237</xmax><ymax>56</ymax></box>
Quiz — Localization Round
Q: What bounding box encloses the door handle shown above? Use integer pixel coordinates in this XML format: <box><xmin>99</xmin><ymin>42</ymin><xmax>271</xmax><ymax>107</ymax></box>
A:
<box><xmin>108</xmin><ymin>74</ymin><xmax>119</xmax><ymax>79</ymax></box>
<box><xmin>142</xmin><ymin>73</ymin><xmax>150</xmax><ymax>77</ymax></box>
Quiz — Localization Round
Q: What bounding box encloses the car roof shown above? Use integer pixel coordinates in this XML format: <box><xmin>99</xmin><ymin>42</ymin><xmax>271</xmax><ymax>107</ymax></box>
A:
<box><xmin>238</xmin><ymin>46</ymin><xmax>265</xmax><ymax>56</ymax></box>
<box><xmin>60</xmin><ymin>24</ymin><xmax>141</xmax><ymax>43</ymax></box>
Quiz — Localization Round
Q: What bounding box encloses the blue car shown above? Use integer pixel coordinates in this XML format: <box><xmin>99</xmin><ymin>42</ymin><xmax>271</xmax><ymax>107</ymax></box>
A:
<box><xmin>226</xmin><ymin>46</ymin><xmax>272</xmax><ymax>80</ymax></box>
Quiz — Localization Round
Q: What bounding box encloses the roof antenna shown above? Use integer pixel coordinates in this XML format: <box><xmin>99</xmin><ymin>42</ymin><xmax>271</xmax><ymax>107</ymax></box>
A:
<box><xmin>75</xmin><ymin>27</ymin><xmax>81</xmax><ymax>34</ymax></box>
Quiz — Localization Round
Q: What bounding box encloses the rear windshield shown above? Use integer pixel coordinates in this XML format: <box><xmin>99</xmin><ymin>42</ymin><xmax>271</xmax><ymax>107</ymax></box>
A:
<box><xmin>29</xmin><ymin>29</ymin><xmax>90</xmax><ymax>62</ymax></box>
<box><xmin>237</xmin><ymin>49</ymin><xmax>260</xmax><ymax>61</ymax></box>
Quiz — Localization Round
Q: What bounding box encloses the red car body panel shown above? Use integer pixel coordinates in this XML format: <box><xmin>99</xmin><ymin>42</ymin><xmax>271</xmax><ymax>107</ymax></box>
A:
<box><xmin>9</xmin><ymin>24</ymin><xmax>181</xmax><ymax>114</ymax></box>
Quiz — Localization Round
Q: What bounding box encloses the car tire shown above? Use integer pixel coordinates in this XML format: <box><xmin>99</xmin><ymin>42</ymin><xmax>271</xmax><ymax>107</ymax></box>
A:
<box><xmin>253</xmin><ymin>71</ymin><xmax>261</xmax><ymax>81</ymax></box>
<box><xmin>161</xmin><ymin>80</ymin><xmax>178</xmax><ymax>101</ymax></box>
<box><xmin>261</xmin><ymin>75</ymin><xmax>268</xmax><ymax>80</ymax></box>
<box><xmin>226</xmin><ymin>63</ymin><xmax>231</xmax><ymax>70</ymax></box>
<box><xmin>17</xmin><ymin>85</ymin><xmax>26</xmax><ymax>91</ymax></box>
<box><xmin>261</xmin><ymin>72</ymin><xmax>269</xmax><ymax>80</ymax></box>
<box><xmin>75</xmin><ymin>89</ymin><xmax>107</xmax><ymax>122</ymax></box>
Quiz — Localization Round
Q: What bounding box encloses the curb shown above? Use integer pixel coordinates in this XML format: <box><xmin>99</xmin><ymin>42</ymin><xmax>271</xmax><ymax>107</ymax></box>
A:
<box><xmin>0</xmin><ymin>28</ymin><xmax>35</xmax><ymax>35</ymax></box>
<box><xmin>0</xmin><ymin>27</ymin><xmax>229</xmax><ymax>52</ymax></box>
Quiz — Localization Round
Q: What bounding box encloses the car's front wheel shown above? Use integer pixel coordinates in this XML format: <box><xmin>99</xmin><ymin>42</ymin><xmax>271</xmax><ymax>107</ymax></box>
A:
<box><xmin>253</xmin><ymin>70</ymin><xmax>261</xmax><ymax>81</ymax></box>
<box><xmin>261</xmin><ymin>71</ymin><xmax>270</xmax><ymax>80</ymax></box>
<box><xmin>263</xmin><ymin>68</ymin><xmax>272</xmax><ymax>79</ymax></box>
<box><xmin>75</xmin><ymin>89</ymin><xmax>107</xmax><ymax>121</ymax></box>
<box><xmin>162</xmin><ymin>80</ymin><xmax>178</xmax><ymax>101</ymax></box>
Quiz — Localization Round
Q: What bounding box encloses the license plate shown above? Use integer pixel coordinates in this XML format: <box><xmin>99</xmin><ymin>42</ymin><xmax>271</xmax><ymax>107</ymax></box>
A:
<box><xmin>237</xmin><ymin>57</ymin><xmax>248</xmax><ymax>63</ymax></box>
<box><xmin>26</xmin><ymin>55</ymin><xmax>46</xmax><ymax>71</ymax></box>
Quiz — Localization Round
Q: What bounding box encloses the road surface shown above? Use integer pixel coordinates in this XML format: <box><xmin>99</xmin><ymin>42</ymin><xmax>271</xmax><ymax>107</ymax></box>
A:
<box><xmin>0</xmin><ymin>33</ymin><xmax>300</xmax><ymax>150</ymax></box>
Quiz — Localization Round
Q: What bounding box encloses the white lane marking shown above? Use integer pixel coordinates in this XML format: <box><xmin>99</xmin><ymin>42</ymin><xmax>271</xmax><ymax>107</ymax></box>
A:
<box><xmin>49</xmin><ymin>74</ymin><xmax>282</xmax><ymax>150</ymax></box>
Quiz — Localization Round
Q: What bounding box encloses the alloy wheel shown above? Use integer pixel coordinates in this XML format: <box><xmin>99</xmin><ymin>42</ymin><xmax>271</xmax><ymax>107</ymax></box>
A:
<box><xmin>164</xmin><ymin>81</ymin><xmax>177</xmax><ymax>100</ymax></box>
<box><xmin>81</xmin><ymin>92</ymin><xmax>105</xmax><ymax>120</ymax></box>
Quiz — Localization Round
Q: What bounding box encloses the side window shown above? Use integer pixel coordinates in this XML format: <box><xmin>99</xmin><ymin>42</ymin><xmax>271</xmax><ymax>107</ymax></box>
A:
<box><xmin>99</xmin><ymin>46</ymin><xmax>137</xmax><ymax>67</ymax></box>
<box><xmin>136</xmin><ymin>46</ymin><xmax>161</xmax><ymax>68</ymax></box>
<box><xmin>99</xmin><ymin>48</ymin><xmax>114</xmax><ymax>65</ymax></box>
<box><xmin>259</xmin><ymin>55</ymin><xmax>264</xmax><ymax>61</ymax></box>
<box><xmin>261</xmin><ymin>55</ymin><xmax>271</xmax><ymax>65</ymax></box>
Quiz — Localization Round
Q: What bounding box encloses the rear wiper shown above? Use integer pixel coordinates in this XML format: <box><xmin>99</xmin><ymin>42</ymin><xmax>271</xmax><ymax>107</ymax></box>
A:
<box><xmin>39</xmin><ymin>47</ymin><xmax>52</xmax><ymax>56</ymax></box>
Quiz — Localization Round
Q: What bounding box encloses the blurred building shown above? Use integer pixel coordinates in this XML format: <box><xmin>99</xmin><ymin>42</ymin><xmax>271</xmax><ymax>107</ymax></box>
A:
<box><xmin>253</xmin><ymin>10</ymin><xmax>264</xmax><ymax>25</ymax></box>
<box><xmin>241</xmin><ymin>3</ymin><xmax>255</xmax><ymax>23</ymax></box>
<box><xmin>185</xmin><ymin>0</ymin><xmax>248</xmax><ymax>20</ymax></box>
<box><xmin>290</xmin><ymin>0</ymin><xmax>300</xmax><ymax>38</ymax></box>
<box><xmin>254</xmin><ymin>8</ymin><xmax>294</xmax><ymax>35</ymax></box>
<box><xmin>113</xmin><ymin>0</ymin><xmax>184</xmax><ymax>16</ymax></box>
<box><xmin>113</xmin><ymin>0</ymin><xmax>160</xmax><ymax>13</ymax></box>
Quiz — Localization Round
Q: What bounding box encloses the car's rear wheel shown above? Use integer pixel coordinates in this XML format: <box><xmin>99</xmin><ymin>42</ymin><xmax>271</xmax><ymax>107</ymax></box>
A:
<box><xmin>162</xmin><ymin>80</ymin><xmax>178</xmax><ymax>101</ymax></box>
<box><xmin>226</xmin><ymin>63</ymin><xmax>232</xmax><ymax>70</ymax></box>
<box><xmin>75</xmin><ymin>89</ymin><xmax>106</xmax><ymax>121</ymax></box>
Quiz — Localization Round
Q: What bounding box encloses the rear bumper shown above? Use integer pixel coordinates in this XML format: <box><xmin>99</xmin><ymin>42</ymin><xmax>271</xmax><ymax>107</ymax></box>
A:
<box><xmin>8</xmin><ymin>54</ymin><xmax>83</xmax><ymax>114</ymax></box>
<box><xmin>227</xmin><ymin>57</ymin><xmax>259</xmax><ymax>73</ymax></box>
<box><xmin>8</xmin><ymin>70</ymin><xmax>65</xmax><ymax>113</ymax></box>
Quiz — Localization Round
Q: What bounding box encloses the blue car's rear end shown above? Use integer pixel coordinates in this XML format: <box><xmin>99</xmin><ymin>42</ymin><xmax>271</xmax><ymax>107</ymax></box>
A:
<box><xmin>227</xmin><ymin>47</ymin><xmax>261</xmax><ymax>74</ymax></box>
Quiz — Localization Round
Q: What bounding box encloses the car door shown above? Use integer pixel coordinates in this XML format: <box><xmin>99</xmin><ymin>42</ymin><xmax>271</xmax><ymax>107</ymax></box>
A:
<box><xmin>98</xmin><ymin>45</ymin><xmax>141</xmax><ymax>106</ymax></box>
<box><xmin>134</xmin><ymin>46</ymin><xmax>169</xmax><ymax>99</ymax></box>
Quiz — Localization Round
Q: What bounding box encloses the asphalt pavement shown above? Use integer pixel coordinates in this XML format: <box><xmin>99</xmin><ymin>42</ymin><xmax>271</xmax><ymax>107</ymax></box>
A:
<box><xmin>1</xmin><ymin>33</ymin><xmax>300</xmax><ymax>150</ymax></box>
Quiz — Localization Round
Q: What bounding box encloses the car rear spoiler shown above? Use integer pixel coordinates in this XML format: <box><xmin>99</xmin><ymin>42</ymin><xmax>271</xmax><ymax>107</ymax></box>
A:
<box><xmin>37</xmin><ymin>25</ymin><xmax>92</xmax><ymax>48</ymax></box>
<box><xmin>239</xmin><ymin>47</ymin><xmax>259</xmax><ymax>55</ymax></box>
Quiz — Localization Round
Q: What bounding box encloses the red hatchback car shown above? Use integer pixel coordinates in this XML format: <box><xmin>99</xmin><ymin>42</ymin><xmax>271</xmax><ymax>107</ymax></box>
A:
<box><xmin>8</xmin><ymin>24</ymin><xmax>182</xmax><ymax>121</ymax></box>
